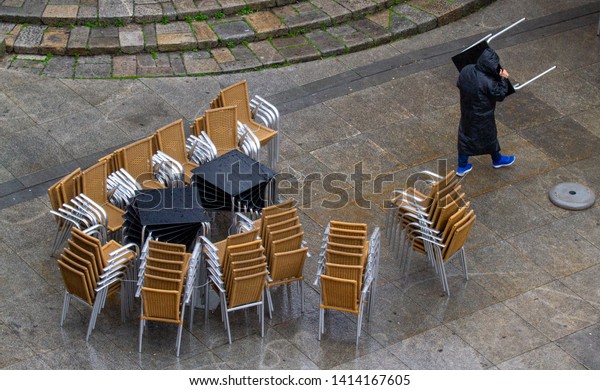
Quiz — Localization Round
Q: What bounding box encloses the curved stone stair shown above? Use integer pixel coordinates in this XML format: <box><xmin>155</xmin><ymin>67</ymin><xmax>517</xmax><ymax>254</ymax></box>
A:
<box><xmin>0</xmin><ymin>0</ymin><xmax>495</xmax><ymax>78</ymax></box>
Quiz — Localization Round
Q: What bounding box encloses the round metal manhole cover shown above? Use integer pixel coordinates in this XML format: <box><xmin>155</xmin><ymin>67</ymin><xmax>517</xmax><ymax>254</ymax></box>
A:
<box><xmin>549</xmin><ymin>182</ymin><xmax>596</xmax><ymax>210</ymax></box>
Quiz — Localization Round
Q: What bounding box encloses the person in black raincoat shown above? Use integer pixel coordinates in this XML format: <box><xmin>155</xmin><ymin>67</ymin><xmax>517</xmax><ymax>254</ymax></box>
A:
<box><xmin>456</xmin><ymin>47</ymin><xmax>515</xmax><ymax>176</ymax></box>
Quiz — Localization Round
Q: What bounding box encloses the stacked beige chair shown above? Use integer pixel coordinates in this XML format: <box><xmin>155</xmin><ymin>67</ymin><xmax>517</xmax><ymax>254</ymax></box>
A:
<box><xmin>211</xmin><ymin>80</ymin><xmax>278</xmax><ymax>167</ymax></box>
<box><xmin>116</xmin><ymin>137</ymin><xmax>165</xmax><ymax>190</ymax></box>
<box><xmin>48</xmin><ymin>168</ymin><xmax>83</xmax><ymax>255</ymax></box>
<box><xmin>201</xmin><ymin>229</ymin><xmax>267</xmax><ymax>344</ymax></box>
<box><xmin>386</xmin><ymin>170</ymin><xmax>474</xmax><ymax>296</ymax></box>
<box><xmin>81</xmin><ymin>160</ymin><xmax>126</xmax><ymax>238</ymax></box>
<box><xmin>136</xmin><ymin>237</ymin><xmax>201</xmax><ymax>356</ymax></box>
<box><xmin>154</xmin><ymin>119</ymin><xmax>199</xmax><ymax>184</ymax></box>
<box><xmin>58</xmin><ymin>227</ymin><xmax>138</xmax><ymax>340</ymax></box>
<box><xmin>316</xmin><ymin>221</ymin><xmax>380</xmax><ymax>345</ymax></box>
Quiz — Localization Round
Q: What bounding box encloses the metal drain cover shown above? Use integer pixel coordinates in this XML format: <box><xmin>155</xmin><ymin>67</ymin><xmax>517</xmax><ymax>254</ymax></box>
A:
<box><xmin>549</xmin><ymin>182</ymin><xmax>596</xmax><ymax>210</ymax></box>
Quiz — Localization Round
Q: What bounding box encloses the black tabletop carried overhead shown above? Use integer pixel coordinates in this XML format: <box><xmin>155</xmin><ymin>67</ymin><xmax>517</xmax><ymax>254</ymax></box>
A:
<box><xmin>123</xmin><ymin>187</ymin><xmax>210</xmax><ymax>250</ymax></box>
<box><xmin>451</xmin><ymin>40</ymin><xmax>517</xmax><ymax>96</ymax></box>
<box><xmin>191</xmin><ymin>149</ymin><xmax>276</xmax><ymax>212</ymax></box>
<box><xmin>451</xmin><ymin>18</ymin><xmax>556</xmax><ymax>96</ymax></box>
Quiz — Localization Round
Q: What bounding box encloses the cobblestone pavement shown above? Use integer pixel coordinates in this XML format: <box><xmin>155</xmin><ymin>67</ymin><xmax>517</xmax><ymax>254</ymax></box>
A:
<box><xmin>0</xmin><ymin>0</ymin><xmax>599</xmax><ymax>370</ymax></box>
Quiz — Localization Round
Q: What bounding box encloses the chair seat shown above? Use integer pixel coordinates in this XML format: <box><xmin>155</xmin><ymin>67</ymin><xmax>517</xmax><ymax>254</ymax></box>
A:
<box><xmin>320</xmin><ymin>303</ymin><xmax>359</xmax><ymax>314</ymax></box>
<box><xmin>247</xmin><ymin>122</ymin><xmax>277</xmax><ymax>145</ymax></box>
<box><xmin>102</xmin><ymin>203</ymin><xmax>124</xmax><ymax>233</ymax></box>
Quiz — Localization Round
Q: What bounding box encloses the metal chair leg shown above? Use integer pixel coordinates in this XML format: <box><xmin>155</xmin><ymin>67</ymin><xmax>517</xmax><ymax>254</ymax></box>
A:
<box><xmin>60</xmin><ymin>292</ymin><xmax>70</xmax><ymax>327</ymax></box>
<box><xmin>299</xmin><ymin>280</ymin><xmax>304</xmax><ymax>313</ymax></box>
<box><xmin>138</xmin><ymin>319</ymin><xmax>144</xmax><ymax>353</ymax></box>
<box><xmin>176</xmin><ymin>324</ymin><xmax>183</xmax><ymax>357</ymax></box>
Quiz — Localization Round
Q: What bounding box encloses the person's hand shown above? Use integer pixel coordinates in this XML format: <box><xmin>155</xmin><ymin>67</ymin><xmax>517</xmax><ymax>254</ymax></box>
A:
<box><xmin>499</xmin><ymin>69</ymin><xmax>509</xmax><ymax>78</ymax></box>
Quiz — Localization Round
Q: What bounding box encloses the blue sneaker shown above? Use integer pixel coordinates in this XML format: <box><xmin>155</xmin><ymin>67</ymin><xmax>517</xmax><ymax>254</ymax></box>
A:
<box><xmin>456</xmin><ymin>164</ymin><xmax>473</xmax><ymax>177</ymax></box>
<box><xmin>493</xmin><ymin>155</ymin><xmax>515</xmax><ymax>168</ymax></box>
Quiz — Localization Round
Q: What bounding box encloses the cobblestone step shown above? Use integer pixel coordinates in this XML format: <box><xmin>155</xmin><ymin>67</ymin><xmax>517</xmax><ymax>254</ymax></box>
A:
<box><xmin>1</xmin><ymin>0</ymin><xmax>492</xmax><ymax>56</ymax></box>
<box><xmin>0</xmin><ymin>0</ymin><xmax>495</xmax><ymax>78</ymax></box>
<box><xmin>0</xmin><ymin>0</ymin><xmax>409</xmax><ymax>56</ymax></box>
<box><xmin>0</xmin><ymin>0</ymin><xmax>303</xmax><ymax>24</ymax></box>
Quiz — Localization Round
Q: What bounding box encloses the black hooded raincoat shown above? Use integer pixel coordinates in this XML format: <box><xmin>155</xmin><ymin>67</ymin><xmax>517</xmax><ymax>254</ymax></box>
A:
<box><xmin>457</xmin><ymin>48</ymin><xmax>508</xmax><ymax>156</ymax></box>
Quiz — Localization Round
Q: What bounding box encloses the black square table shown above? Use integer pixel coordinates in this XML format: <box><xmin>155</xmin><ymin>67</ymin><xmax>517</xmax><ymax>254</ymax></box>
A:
<box><xmin>123</xmin><ymin>186</ymin><xmax>210</xmax><ymax>250</ymax></box>
<box><xmin>191</xmin><ymin>149</ymin><xmax>276</xmax><ymax>212</ymax></box>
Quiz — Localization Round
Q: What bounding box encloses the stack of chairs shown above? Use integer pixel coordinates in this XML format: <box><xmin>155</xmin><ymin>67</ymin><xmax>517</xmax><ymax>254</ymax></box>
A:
<box><xmin>207</xmin><ymin>80</ymin><xmax>279</xmax><ymax>167</ymax></box>
<box><xmin>81</xmin><ymin>160</ymin><xmax>126</xmax><ymax>239</ymax></box>
<box><xmin>201</xmin><ymin>229</ymin><xmax>268</xmax><ymax>344</ymax></box>
<box><xmin>190</xmin><ymin>106</ymin><xmax>260</xmax><ymax>161</ymax></box>
<box><xmin>154</xmin><ymin>119</ymin><xmax>202</xmax><ymax>184</ymax></box>
<box><xmin>136</xmin><ymin>237</ymin><xmax>201</xmax><ymax>356</ymax></box>
<box><xmin>386</xmin><ymin>170</ymin><xmax>475</xmax><ymax>296</ymax></box>
<box><xmin>115</xmin><ymin>137</ymin><xmax>166</xmax><ymax>190</ymax></box>
<box><xmin>235</xmin><ymin>198</ymin><xmax>309</xmax><ymax>317</ymax></box>
<box><xmin>57</xmin><ymin>227</ymin><xmax>138</xmax><ymax>340</ymax></box>
<box><xmin>315</xmin><ymin>221</ymin><xmax>381</xmax><ymax>345</ymax></box>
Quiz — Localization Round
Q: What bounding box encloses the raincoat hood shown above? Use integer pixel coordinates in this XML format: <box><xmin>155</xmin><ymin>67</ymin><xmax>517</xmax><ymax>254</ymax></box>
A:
<box><xmin>476</xmin><ymin>48</ymin><xmax>501</xmax><ymax>76</ymax></box>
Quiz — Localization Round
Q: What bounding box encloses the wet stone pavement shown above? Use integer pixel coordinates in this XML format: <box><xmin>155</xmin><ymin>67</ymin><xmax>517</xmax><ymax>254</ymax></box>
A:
<box><xmin>0</xmin><ymin>0</ymin><xmax>599</xmax><ymax>370</ymax></box>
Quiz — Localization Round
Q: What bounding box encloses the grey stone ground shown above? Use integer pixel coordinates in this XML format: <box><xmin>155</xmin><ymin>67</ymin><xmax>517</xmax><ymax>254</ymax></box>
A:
<box><xmin>0</xmin><ymin>0</ymin><xmax>599</xmax><ymax>370</ymax></box>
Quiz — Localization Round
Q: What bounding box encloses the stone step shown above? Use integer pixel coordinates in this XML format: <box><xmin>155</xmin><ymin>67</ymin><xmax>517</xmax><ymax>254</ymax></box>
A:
<box><xmin>0</xmin><ymin>0</ymin><xmax>303</xmax><ymax>24</ymax></box>
<box><xmin>0</xmin><ymin>0</ymin><xmax>491</xmax><ymax>56</ymax></box>
<box><xmin>0</xmin><ymin>0</ymin><xmax>495</xmax><ymax>78</ymax></box>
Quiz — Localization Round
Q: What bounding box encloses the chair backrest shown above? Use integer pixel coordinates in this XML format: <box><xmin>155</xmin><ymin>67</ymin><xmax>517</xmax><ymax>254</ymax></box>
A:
<box><xmin>320</xmin><ymin>274</ymin><xmax>358</xmax><ymax>312</ymax></box>
<box><xmin>148</xmin><ymin>247</ymin><xmax>189</xmax><ymax>262</ymax></box>
<box><xmin>329</xmin><ymin>227</ymin><xmax>367</xmax><ymax>238</ymax></box>
<box><xmin>262</xmin><ymin>216</ymin><xmax>300</xmax><ymax>241</ymax></box>
<box><xmin>329</xmin><ymin>221</ymin><xmax>367</xmax><ymax>232</ymax></box>
<box><xmin>228</xmin><ymin>270</ymin><xmax>267</xmax><ymax>308</ymax></box>
<box><xmin>219</xmin><ymin>80</ymin><xmax>252</xmax><ymax>124</ymax></box>
<box><xmin>205</xmin><ymin>106</ymin><xmax>238</xmax><ymax>156</ymax></box>
<box><xmin>190</xmin><ymin>115</ymin><xmax>206</xmax><ymax>137</ymax></box>
<box><xmin>265</xmin><ymin>223</ymin><xmax>302</xmax><ymax>260</ymax></box>
<box><xmin>433</xmin><ymin>197</ymin><xmax>469</xmax><ymax>232</ymax></box>
<box><xmin>81</xmin><ymin>160</ymin><xmax>108</xmax><ymax>205</ymax></box>
<box><xmin>155</xmin><ymin>119</ymin><xmax>188</xmax><ymax>164</ymax></box>
<box><xmin>325</xmin><ymin>263</ymin><xmax>363</xmax><ymax>298</ymax></box>
<box><xmin>60</xmin><ymin>249</ymin><xmax>96</xmax><ymax>293</ymax></box>
<box><xmin>222</xmin><ymin>239</ymin><xmax>262</xmax><ymax>277</ymax></box>
<box><xmin>48</xmin><ymin>181</ymin><xmax>63</xmax><ymax>222</ymax></box>
<box><xmin>260</xmin><ymin>198</ymin><xmax>296</xmax><ymax>218</ymax></box>
<box><xmin>327</xmin><ymin>233</ymin><xmax>366</xmax><ymax>247</ymax></box>
<box><xmin>326</xmin><ymin>241</ymin><xmax>365</xmax><ymax>255</ymax></box>
<box><xmin>71</xmin><ymin>227</ymin><xmax>107</xmax><ymax>268</ymax></box>
<box><xmin>443</xmin><ymin>210</ymin><xmax>476</xmax><ymax>260</ymax></box>
<box><xmin>226</xmin><ymin>255</ymin><xmax>266</xmax><ymax>289</ymax></box>
<box><xmin>67</xmin><ymin>239</ymin><xmax>100</xmax><ymax>284</ymax></box>
<box><xmin>262</xmin><ymin>208</ymin><xmax>297</xmax><ymax>240</ymax></box>
<box><xmin>428</xmin><ymin>170</ymin><xmax>458</xmax><ymax>197</ymax></box>
<box><xmin>57</xmin><ymin>258</ymin><xmax>94</xmax><ymax>305</ymax></box>
<box><xmin>59</xmin><ymin>168</ymin><xmax>82</xmax><ymax>204</ymax></box>
<box><xmin>441</xmin><ymin>205</ymin><xmax>469</xmax><ymax>243</ymax></box>
<box><xmin>141</xmin><ymin>287</ymin><xmax>181</xmax><ymax>322</ymax></box>
<box><xmin>121</xmin><ymin>137</ymin><xmax>154</xmax><ymax>184</ymax></box>
<box><xmin>269</xmin><ymin>247</ymin><xmax>307</xmax><ymax>283</ymax></box>
<box><xmin>325</xmin><ymin>248</ymin><xmax>364</xmax><ymax>267</ymax></box>
<box><xmin>148</xmin><ymin>240</ymin><xmax>187</xmax><ymax>253</ymax></box>
<box><xmin>143</xmin><ymin>273</ymin><xmax>184</xmax><ymax>292</ymax></box>
<box><xmin>227</xmin><ymin>247</ymin><xmax>265</xmax><ymax>263</ymax></box>
<box><xmin>226</xmin><ymin>228</ymin><xmax>259</xmax><ymax>247</ymax></box>
<box><xmin>147</xmin><ymin>257</ymin><xmax>187</xmax><ymax>272</ymax></box>
<box><xmin>145</xmin><ymin>263</ymin><xmax>184</xmax><ymax>280</ymax></box>
<box><xmin>270</xmin><ymin>232</ymin><xmax>304</xmax><ymax>258</ymax></box>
